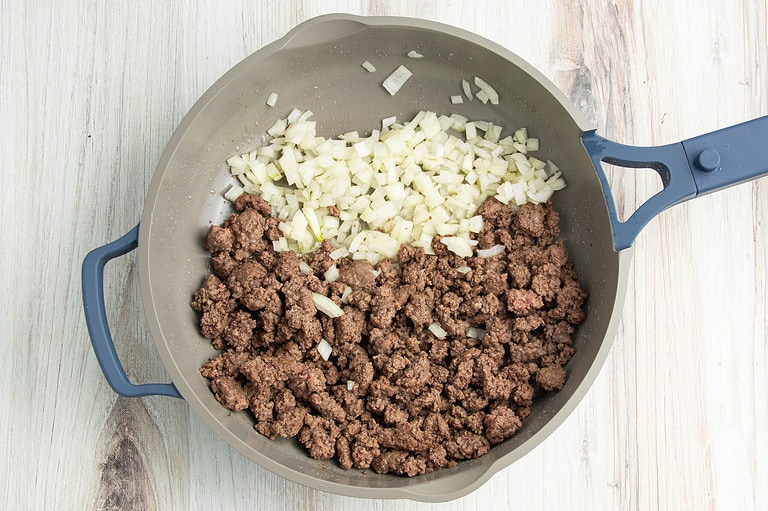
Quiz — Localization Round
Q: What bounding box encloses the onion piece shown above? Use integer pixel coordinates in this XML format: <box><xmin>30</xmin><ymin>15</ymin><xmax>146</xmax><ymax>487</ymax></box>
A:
<box><xmin>467</xmin><ymin>215</ymin><xmax>483</xmax><ymax>233</ymax></box>
<box><xmin>462</xmin><ymin>79</ymin><xmax>473</xmax><ymax>100</ymax></box>
<box><xmin>303</xmin><ymin>206</ymin><xmax>323</xmax><ymax>241</ymax></box>
<box><xmin>440</xmin><ymin>236</ymin><xmax>477</xmax><ymax>258</ymax></box>
<box><xmin>266</xmin><ymin>92</ymin><xmax>278</xmax><ymax>107</ymax></box>
<box><xmin>340</xmin><ymin>286</ymin><xmax>353</xmax><ymax>304</ymax></box>
<box><xmin>312</xmin><ymin>293</ymin><xmax>344</xmax><ymax>318</ymax></box>
<box><xmin>428</xmin><ymin>322</ymin><xmax>448</xmax><ymax>339</ymax></box>
<box><xmin>286</xmin><ymin>108</ymin><xmax>303</xmax><ymax>124</ymax></box>
<box><xmin>317</xmin><ymin>339</ymin><xmax>333</xmax><ymax>361</ymax></box>
<box><xmin>407</xmin><ymin>50</ymin><xmax>424</xmax><ymax>58</ymax></box>
<box><xmin>324</xmin><ymin>264</ymin><xmax>340</xmax><ymax>282</ymax></box>
<box><xmin>347</xmin><ymin>380</ymin><xmax>355</xmax><ymax>391</ymax></box>
<box><xmin>382</xmin><ymin>65</ymin><xmax>413</xmax><ymax>95</ymax></box>
<box><xmin>298</xmin><ymin>260</ymin><xmax>313</xmax><ymax>275</ymax></box>
<box><xmin>267</xmin><ymin>118</ymin><xmax>288</xmax><ymax>137</ymax></box>
<box><xmin>474</xmin><ymin>76</ymin><xmax>499</xmax><ymax>105</ymax></box>
<box><xmin>477</xmin><ymin>244</ymin><xmax>505</xmax><ymax>258</ymax></box>
<box><xmin>361</xmin><ymin>60</ymin><xmax>376</xmax><ymax>72</ymax></box>
<box><xmin>224</xmin><ymin>184</ymin><xmax>244</xmax><ymax>203</ymax></box>
<box><xmin>382</xmin><ymin>116</ymin><xmax>397</xmax><ymax>130</ymax></box>
<box><xmin>329</xmin><ymin>247</ymin><xmax>349</xmax><ymax>260</ymax></box>
<box><xmin>466</xmin><ymin>327</ymin><xmax>486</xmax><ymax>339</ymax></box>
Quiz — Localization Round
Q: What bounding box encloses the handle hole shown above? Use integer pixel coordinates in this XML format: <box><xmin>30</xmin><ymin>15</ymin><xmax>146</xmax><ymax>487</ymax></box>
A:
<box><xmin>103</xmin><ymin>251</ymin><xmax>174</xmax><ymax>386</ymax></box>
<box><xmin>600</xmin><ymin>162</ymin><xmax>666</xmax><ymax>223</ymax></box>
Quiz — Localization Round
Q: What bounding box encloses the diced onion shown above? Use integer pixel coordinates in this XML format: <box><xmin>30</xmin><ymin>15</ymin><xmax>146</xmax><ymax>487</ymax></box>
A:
<box><xmin>298</xmin><ymin>260</ymin><xmax>313</xmax><ymax>275</ymax></box>
<box><xmin>456</xmin><ymin>266</ymin><xmax>471</xmax><ymax>274</ymax></box>
<box><xmin>462</xmin><ymin>79</ymin><xmax>473</xmax><ymax>100</ymax></box>
<box><xmin>450</xmin><ymin>95</ymin><xmax>464</xmax><ymax>104</ymax></box>
<box><xmin>317</xmin><ymin>339</ymin><xmax>333</xmax><ymax>361</ymax></box>
<box><xmin>329</xmin><ymin>247</ymin><xmax>349</xmax><ymax>260</ymax></box>
<box><xmin>324</xmin><ymin>264</ymin><xmax>340</xmax><ymax>282</ymax></box>
<box><xmin>466</xmin><ymin>327</ymin><xmax>486</xmax><ymax>339</ymax></box>
<box><xmin>312</xmin><ymin>293</ymin><xmax>344</xmax><ymax>318</ymax></box>
<box><xmin>347</xmin><ymin>380</ymin><xmax>355</xmax><ymax>391</ymax></box>
<box><xmin>225</xmin><ymin>109</ymin><xmax>567</xmax><ymax>264</ymax></box>
<box><xmin>474</xmin><ymin>76</ymin><xmax>499</xmax><ymax>105</ymax></box>
<box><xmin>382</xmin><ymin>65</ymin><xmax>413</xmax><ymax>95</ymax></box>
<box><xmin>467</xmin><ymin>215</ymin><xmax>483</xmax><ymax>233</ymax></box>
<box><xmin>428</xmin><ymin>322</ymin><xmax>448</xmax><ymax>339</ymax></box>
<box><xmin>407</xmin><ymin>50</ymin><xmax>424</xmax><ymax>58</ymax></box>
<box><xmin>266</xmin><ymin>92</ymin><xmax>278</xmax><ymax>107</ymax></box>
<box><xmin>381</xmin><ymin>115</ymin><xmax>397</xmax><ymax>130</ymax></box>
<box><xmin>477</xmin><ymin>244</ymin><xmax>505</xmax><ymax>258</ymax></box>
<box><xmin>361</xmin><ymin>60</ymin><xmax>376</xmax><ymax>72</ymax></box>
<box><xmin>440</xmin><ymin>236</ymin><xmax>477</xmax><ymax>258</ymax></box>
<box><xmin>224</xmin><ymin>184</ymin><xmax>244</xmax><ymax>203</ymax></box>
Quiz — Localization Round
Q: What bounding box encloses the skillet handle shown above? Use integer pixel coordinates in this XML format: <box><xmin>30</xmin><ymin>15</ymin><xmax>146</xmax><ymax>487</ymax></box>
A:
<box><xmin>582</xmin><ymin>115</ymin><xmax>768</xmax><ymax>251</ymax></box>
<box><xmin>82</xmin><ymin>224</ymin><xmax>183</xmax><ymax>399</ymax></box>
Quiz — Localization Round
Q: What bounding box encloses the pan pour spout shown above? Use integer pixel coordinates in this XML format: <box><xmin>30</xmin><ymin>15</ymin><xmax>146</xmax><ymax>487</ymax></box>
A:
<box><xmin>583</xmin><ymin>115</ymin><xmax>768</xmax><ymax>250</ymax></box>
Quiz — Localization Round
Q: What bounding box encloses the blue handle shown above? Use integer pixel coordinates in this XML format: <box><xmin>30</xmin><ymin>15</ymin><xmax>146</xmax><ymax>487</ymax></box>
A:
<box><xmin>583</xmin><ymin>115</ymin><xmax>768</xmax><ymax>251</ymax></box>
<box><xmin>82</xmin><ymin>224</ymin><xmax>183</xmax><ymax>399</ymax></box>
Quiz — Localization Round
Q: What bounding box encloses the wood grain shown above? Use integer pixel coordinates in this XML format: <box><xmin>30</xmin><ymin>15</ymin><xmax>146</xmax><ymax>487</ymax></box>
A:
<box><xmin>2</xmin><ymin>1</ymin><xmax>766</xmax><ymax>510</ymax></box>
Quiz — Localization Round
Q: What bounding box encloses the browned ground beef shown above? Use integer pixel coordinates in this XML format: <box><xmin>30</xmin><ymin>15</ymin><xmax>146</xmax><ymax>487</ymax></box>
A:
<box><xmin>191</xmin><ymin>193</ymin><xmax>586</xmax><ymax>476</ymax></box>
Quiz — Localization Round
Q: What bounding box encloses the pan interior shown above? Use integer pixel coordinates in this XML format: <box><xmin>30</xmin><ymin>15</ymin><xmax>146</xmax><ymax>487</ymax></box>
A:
<box><xmin>139</xmin><ymin>15</ymin><xmax>621</xmax><ymax>500</ymax></box>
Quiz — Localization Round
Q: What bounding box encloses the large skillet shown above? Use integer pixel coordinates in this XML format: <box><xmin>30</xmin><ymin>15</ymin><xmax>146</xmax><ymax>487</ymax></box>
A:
<box><xmin>82</xmin><ymin>14</ymin><xmax>768</xmax><ymax>502</ymax></box>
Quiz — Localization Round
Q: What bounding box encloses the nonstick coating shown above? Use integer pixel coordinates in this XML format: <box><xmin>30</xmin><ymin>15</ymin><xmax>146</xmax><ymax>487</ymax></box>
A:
<box><xmin>138</xmin><ymin>14</ymin><xmax>629</xmax><ymax>501</ymax></box>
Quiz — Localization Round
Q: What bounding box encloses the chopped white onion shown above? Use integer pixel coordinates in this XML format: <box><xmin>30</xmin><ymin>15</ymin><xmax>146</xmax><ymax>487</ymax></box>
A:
<box><xmin>225</xmin><ymin>109</ymin><xmax>567</xmax><ymax>263</ymax></box>
<box><xmin>440</xmin><ymin>236</ymin><xmax>477</xmax><ymax>258</ymax></box>
<box><xmin>329</xmin><ymin>247</ymin><xmax>349</xmax><ymax>260</ymax></box>
<box><xmin>266</xmin><ymin>92</ymin><xmax>278</xmax><ymax>107</ymax></box>
<box><xmin>467</xmin><ymin>215</ymin><xmax>483</xmax><ymax>233</ymax></box>
<box><xmin>361</xmin><ymin>60</ymin><xmax>376</xmax><ymax>72</ymax></box>
<box><xmin>224</xmin><ymin>184</ymin><xmax>244</xmax><ymax>203</ymax></box>
<box><xmin>477</xmin><ymin>244</ymin><xmax>505</xmax><ymax>258</ymax></box>
<box><xmin>428</xmin><ymin>322</ymin><xmax>448</xmax><ymax>339</ymax></box>
<box><xmin>347</xmin><ymin>380</ymin><xmax>355</xmax><ymax>391</ymax></box>
<box><xmin>382</xmin><ymin>65</ymin><xmax>413</xmax><ymax>96</ymax></box>
<box><xmin>312</xmin><ymin>292</ymin><xmax>344</xmax><ymax>318</ymax></box>
<box><xmin>298</xmin><ymin>260</ymin><xmax>313</xmax><ymax>275</ymax></box>
<box><xmin>462</xmin><ymin>79</ymin><xmax>473</xmax><ymax>100</ymax></box>
<box><xmin>340</xmin><ymin>286</ymin><xmax>353</xmax><ymax>304</ymax></box>
<box><xmin>407</xmin><ymin>50</ymin><xmax>424</xmax><ymax>58</ymax></box>
<box><xmin>466</xmin><ymin>327</ymin><xmax>486</xmax><ymax>339</ymax></box>
<box><xmin>324</xmin><ymin>264</ymin><xmax>340</xmax><ymax>282</ymax></box>
<box><xmin>474</xmin><ymin>76</ymin><xmax>499</xmax><ymax>105</ymax></box>
<box><xmin>317</xmin><ymin>339</ymin><xmax>333</xmax><ymax>361</ymax></box>
<box><xmin>450</xmin><ymin>95</ymin><xmax>464</xmax><ymax>104</ymax></box>
<box><xmin>456</xmin><ymin>265</ymin><xmax>471</xmax><ymax>274</ymax></box>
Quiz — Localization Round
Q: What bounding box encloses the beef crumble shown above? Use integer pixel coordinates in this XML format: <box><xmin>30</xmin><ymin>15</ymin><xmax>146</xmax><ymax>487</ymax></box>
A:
<box><xmin>192</xmin><ymin>193</ymin><xmax>586</xmax><ymax>476</ymax></box>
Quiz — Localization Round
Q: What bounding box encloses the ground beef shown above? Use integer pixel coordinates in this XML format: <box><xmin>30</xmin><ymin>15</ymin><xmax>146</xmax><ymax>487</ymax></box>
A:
<box><xmin>193</xmin><ymin>197</ymin><xmax>586</xmax><ymax>476</ymax></box>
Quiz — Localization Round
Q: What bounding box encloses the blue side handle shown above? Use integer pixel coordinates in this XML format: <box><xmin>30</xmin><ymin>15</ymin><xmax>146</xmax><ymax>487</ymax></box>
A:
<box><xmin>583</xmin><ymin>115</ymin><xmax>768</xmax><ymax>251</ymax></box>
<box><xmin>82</xmin><ymin>224</ymin><xmax>183</xmax><ymax>399</ymax></box>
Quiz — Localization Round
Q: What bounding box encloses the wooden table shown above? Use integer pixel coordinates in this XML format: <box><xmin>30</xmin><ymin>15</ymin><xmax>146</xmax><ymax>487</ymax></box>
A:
<box><xmin>3</xmin><ymin>1</ymin><xmax>766</xmax><ymax>509</ymax></box>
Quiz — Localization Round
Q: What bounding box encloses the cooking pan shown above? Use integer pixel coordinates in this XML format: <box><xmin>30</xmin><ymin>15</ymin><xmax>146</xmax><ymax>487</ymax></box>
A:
<box><xmin>81</xmin><ymin>14</ymin><xmax>768</xmax><ymax>501</ymax></box>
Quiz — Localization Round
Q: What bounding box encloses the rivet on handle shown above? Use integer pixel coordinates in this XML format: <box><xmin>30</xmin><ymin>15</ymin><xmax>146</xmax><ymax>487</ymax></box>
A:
<box><xmin>696</xmin><ymin>148</ymin><xmax>721</xmax><ymax>172</ymax></box>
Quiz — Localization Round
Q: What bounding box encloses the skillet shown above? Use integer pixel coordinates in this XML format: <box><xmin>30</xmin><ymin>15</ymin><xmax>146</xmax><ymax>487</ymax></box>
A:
<box><xmin>82</xmin><ymin>14</ymin><xmax>768</xmax><ymax>501</ymax></box>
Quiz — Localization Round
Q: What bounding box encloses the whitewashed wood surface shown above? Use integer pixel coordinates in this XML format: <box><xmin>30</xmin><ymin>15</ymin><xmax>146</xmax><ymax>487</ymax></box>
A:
<box><xmin>2</xmin><ymin>1</ymin><xmax>766</xmax><ymax>509</ymax></box>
